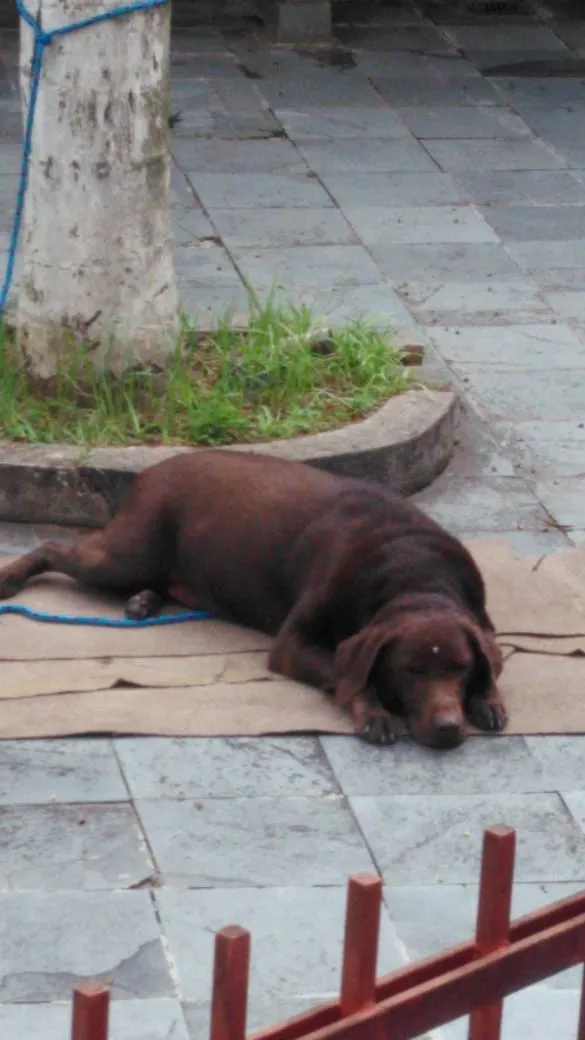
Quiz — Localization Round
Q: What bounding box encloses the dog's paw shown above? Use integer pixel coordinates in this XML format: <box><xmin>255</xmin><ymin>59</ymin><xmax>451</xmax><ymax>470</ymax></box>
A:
<box><xmin>125</xmin><ymin>590</ymin><xmax>163</xmax><ymax>621</ymax></box>
<box><xmin>467</xmin><ymin>694</ymin><xmax>508</xmax><ymax>733</ymax></box>
<box><xmin>356</xmin><ymin>708</ymin><xmax>397</xmax><ymax>747</ymax></box>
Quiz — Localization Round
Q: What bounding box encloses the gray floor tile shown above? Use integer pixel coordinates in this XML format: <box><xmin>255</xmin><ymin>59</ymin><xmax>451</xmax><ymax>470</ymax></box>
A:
<box><xmin>396</xmin><ymin>105</ymin><xmax>530</xmax><ymax>140</ymax></box>
<box><xmin>452</xmin><ymin>169</ymin><xmax>585</xmax><ymax>206</ymax></box>
<box><xmin>444</xmin><ymin>987</ymin><xmax>583</xmax><ymax>1040</ymax></box>
<box><xmin>482</xmin><ymin>204</ymin><xmax>585</xmax><ymax>242</ymax></box>
<box><xmin>0</xmin><ymin>1000</ymin><xmax>189</xmax><ymax>1040</ymax></box>
<box><xmin>506</xmin><ymin>239</ymin><xmax>585</xmax><ymax>271</ymax></box>
<box><xmin>322</xmin><ymin>736</ymin><xmax>539</xmax><ymax>797</ymax></box>
<box><xmin>257</xmin><ymin>76</ymin><xmax>383</xmax><ymax>109</ymax></box>
<box><xmin>0</xmin><ymin>891</ymin><xmax>172</xmax><ymax>1000</ymax></box>
<box><xmin>296</xmin><ymin>138</ymin><xmax>438</xmax><ymax>174</ymax></box>
<box><xmin>350</xmin><ymin>793</ymin><xmax>585</xmax><ymax>883</ymax></box>
<box><xmin>0</xmin><ymin>739</ymin><xmax>127</xmax><ymax>805</ymax></box>
<box><xmin>177</xmin><ymin>283</ymin><xmax>251</xmax><ymax>324</ymax></box>
<box><xmin>0</xmin><ymin>804</ymin><xmax>153</xmax><ymax>890</ymax></box>
<box><xmin>490</xmin><ymin>420</ymin><xmax>585</xmax><ymax>480</ymax></box>
<box><xmin>563</xmin><ymin>792</ymin><xmax>585</xmax><ymax>833</ymax></box>
<box><xmin>275</xmin><ymin>106</ymin><xmax>411</xmax><ymax>140</ymax></box>
<box><xmin>371</xmin><ymin>76</ymin><xmax>500</xmax><ymax>107</ymax></box>
<box><xmin>545</xmin><ymin>290</ymin><xmax>585</xmax><ymax>323</ymax></box>
<box><xmin>414</xmin><ymin>475</ymin><xmax>548</xmax><ymax>533</ymax></box>
<box><xmin>229</xmin><ymin>244</ymin><xmax>382</xmax><ymax>290</ymax></box>
<box><xmin>138</xmin><ymin>796</ymin><xmax>375</xmax><ymax>887</ymax></box>
<box><xmin>454</xmin><ymin>528</ymin><xmax>570</xmax><ymax>554</ymax></box>
<box><xmin>534</xmin><ymin>477</ymin><xmax>585</xmax><ymax>529</ymax></box>
<box><xmin>173</xmin><ymin>244</ymin><xmax>243</xmax><ymax>288</ymax></box>
<box><xmin>429</xmin><ymin>323</ymin><xmax>585</xmax><ymax>366</ymax></box>
<box><xmin>207</xmin><ymin>207</ymin><xmax>356</xmax><ymax>248</ymax></box>
<box><xmin>384</xmin><ymin>882</ymin><xmax>584</xmax><ymax>987</ymax></box>
<box><xmin>172</xmin><ymin>139</ymin><xmax>307</xmax><ymax>175</ymax></box>
<box><xmin>183</xmin><ymin>996</ymin><xmax>320</xmax><ymax>1039</ymax></box>
<box><xmin>424</xmin><ymin>138</ymin><xmax>565</xmax><ymax>172</ymax></box>
<box><xmin>115</xmin><ymin>737</ymin><xmax>339</xmax><ymax>800</ymax></box>
<box><xmin>405</xmin><ymin>280</ymin><xmax>553</xmax><ymax>326</ymax></box>
<box><xmin>191</xmin><ymin>172</ymin><xmax>334</xmax><ymax>209</ymax></box>
<box><xmin>527</xmin><ymin>738</ymin><xmax>585</xmax><ymax>795</ymax></box>
<box><xmin>444</xmin><ymin>24</ymin><xmax>569</xmax><ymax>52</ymax></box>
<box><xmin>372</xmin><ymin>243</ymin><xmax>525</xmax><ymax>289</ymax></box>
<box><xmin>342</xmin><ymin>205</ymin><xmax>498</xmax><ymax>245</ymax></box>
<box><xmin>324</xmin><ymin>171</ymin><xmax>462</xmax><ymax>208</ymax></box>
<box><xmin>450</xmin><ymin>365</ymin><xmax>585</xmax><ymax>421</ymax></box>
<box><xmin>292</xmin><ymin>282</ymin><xmax>423</xmax><ymax>334</ymax></box>
<box><xmin>156</xmin><ymin>887</ymin><xmax>404</xmax><ymax>1004</ymax></box>
<box><xmin>172</xmin><ymin>208</ymin><xmax>217</xmax><ymax>247</ymax></box>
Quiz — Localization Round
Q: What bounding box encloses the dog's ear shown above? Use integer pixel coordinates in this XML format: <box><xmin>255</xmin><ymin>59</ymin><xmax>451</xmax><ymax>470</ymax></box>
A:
<box><xmin>334</xmin><ymin>625</ymin><xmax>396</xmax><ymax>707</ymax></box>
<box><xmin>465</xmin><ymin>622</ymin><xmax>502</xmax><ymax>696</ymax></box>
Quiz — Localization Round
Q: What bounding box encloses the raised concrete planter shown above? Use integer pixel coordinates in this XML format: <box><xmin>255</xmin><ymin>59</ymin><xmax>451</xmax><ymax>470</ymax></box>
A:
<box><xmin>0</xmin><ymin>388</ymin><xmax>457</xmax><ymax>527</ymax></box>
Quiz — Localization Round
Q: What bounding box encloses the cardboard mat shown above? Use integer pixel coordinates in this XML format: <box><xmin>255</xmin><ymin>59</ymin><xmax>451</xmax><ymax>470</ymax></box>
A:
<box><xmin>2</xmin><ymin>538</ymin><xmax>585</xmax><ymax>739</ymax></box>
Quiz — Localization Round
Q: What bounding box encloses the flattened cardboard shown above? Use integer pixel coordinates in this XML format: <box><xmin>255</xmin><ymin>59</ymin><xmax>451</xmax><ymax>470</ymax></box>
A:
<box><xmin>1</xmin><ymin>540</ymin><xmax>585</xmax><ymax>739</ymax></box>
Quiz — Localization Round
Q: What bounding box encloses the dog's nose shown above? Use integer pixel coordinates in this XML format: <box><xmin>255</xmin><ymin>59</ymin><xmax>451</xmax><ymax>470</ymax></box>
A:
<box><xmin>432</xmin><ymin>713</ymin><xmax>464</xmax><ymax>748</ymax></box>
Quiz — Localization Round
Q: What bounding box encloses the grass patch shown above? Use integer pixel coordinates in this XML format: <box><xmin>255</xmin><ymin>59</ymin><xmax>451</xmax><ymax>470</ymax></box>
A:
<box><xmin>0</xmin><ymin>295</ymin><xmax>411</xmax><ymax>448</ymax></box>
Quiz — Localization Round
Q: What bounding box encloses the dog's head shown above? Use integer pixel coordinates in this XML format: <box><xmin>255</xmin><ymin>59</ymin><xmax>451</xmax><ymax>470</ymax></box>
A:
<box><xmin>335</xmin><ymin>607</ymin><xmax>502</xmax><ymax>750</ymax></box>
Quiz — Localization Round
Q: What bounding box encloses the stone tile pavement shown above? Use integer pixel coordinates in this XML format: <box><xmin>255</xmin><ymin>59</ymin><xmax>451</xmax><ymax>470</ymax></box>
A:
<box><xmin>3</xmin><ymin>1</ymin><xmax>585</xmax><ymax>1037</ymax></box>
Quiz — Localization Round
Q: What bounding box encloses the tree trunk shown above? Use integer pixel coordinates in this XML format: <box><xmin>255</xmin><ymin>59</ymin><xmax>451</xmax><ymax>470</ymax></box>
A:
<box><xmin>17</xmin><ymin>0</ymin><xmax>179</xmax><ymax>377</ymax></box>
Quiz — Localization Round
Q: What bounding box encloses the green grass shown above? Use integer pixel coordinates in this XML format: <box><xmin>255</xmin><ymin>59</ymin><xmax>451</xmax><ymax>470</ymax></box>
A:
<box><xmin>0</xmin><ymin>295</ymin><xmax>411</xmax><ymax>448</ymax></box>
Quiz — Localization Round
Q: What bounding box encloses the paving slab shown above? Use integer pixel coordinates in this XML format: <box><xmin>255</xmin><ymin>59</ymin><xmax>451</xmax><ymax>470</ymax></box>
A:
<box><xmin>172</xmin><ymin>139</ymin><xmax>308</xmax><ymax>175</ymax></box>
<box><xmin>449</xmin><ymin>365</ymin><xmax>585</xmax><ymax>422</ymax></box>
<box><xmin>481</xmin><ymin>204</ymin><xmax>585</xmax><ymax>242</ymax></box>
<box><xmin>402</xmin><ymin>280</ymin><xmax>553</xmax><ymax>326</ymax></box>
<box><xmin>274</xmin><ymin>106</ymin><xmax>412</xmax><ymax>140</ymax></box>
<box><xmin>228</xmin><ymin>243</ymin><xmax>382</xmax><ymax>289</ymax></box>
<box><xmin>206</xmin><ymin>207</ymin><xmax>356</xmax><ymax>248</ymax></box>
<box><xmin>413</xmin><ymin>474</ymin><xmax>549</xmax><ymax>533</ymax></box>
<box><xmin>384</xmin><ymin>882</ymin><xmax>584</xmax><ymax>986</ymax></box>
<box><xmin>155</xmin><ymin>887</ymin><xmax>405</xmax><ymax>1004</ymax></box>
<box><xmin>0</xmin><ymin>739</ymin><xmax>127</xmax><ymax>805</ymax></box>
<box><xmin>350</xmin><ymin>792</ymin><xmax>585</xmax><ymax>884</ymax></box>
<box><xmin>428</xmin><ymin>323</ymin><xmax>585</xmax><ymax>367</ymax></box>
<box><xmin>0</xmin><ymin>803</ymin><xmax>153</xmax><ymax>890</ymax></box>
<box><xmin>444</xmin><ymin>25</ymin><xmax>571</xmax><ymax>53</ymax></box>
<box><xmin>395</xmin><ymin>105</ymin><xmax>531</xmax><ymax>140</ymax></box>
<box><xmin>489</xmin><ymin>420</ymin><xmax>585</xmax><ymax>480</ymax></box>
<box><xmin>423</xmin><ymin>137</ymin><xmax>566</xmax><ymax>172</ymax></box>
<box><xmin>342</xmin><ymin>205</ymin><xmax>498</xmax><ymax>246</ymax></box>
<box><xmin>256</xmin><ymin>75</ymin><xmax>383</xmax><ymax>109</ymax></box>
<box><xmin>444</xmin><ymin>987</ymin><xmax>582</xmax><ymax>1040</ymax></box>
<box><xmin>295</xmin><ymin>137</ymin><xmax>438</xmax><ymax>174</ymax></box>
<box><xmin>534</xmin><ymin>477</ymin><xmax>585</xmax><ymax>531</ymax></box>
<box><xmin>0</xmin><ymin>999</ymin><xmax>189</xmax><ymax>1040</ymax></box>
<box><xmin>323</xmin><ymin>170</ymin><xmax>462</xmax><ymax>207</ymax></box>
<box><xmin>0</xmin><ymin>891</ymin><xmax>172</xmax><ymax>1000</ymax></box>
<box><xmin>115</xmin><ymin>736</ymin><xmax>339</xmax><ymax>800</ymax></box>
<box><xmin>543</xmin><ymin>290</ymin><xmax>585</xmax><ymax>323</ymax></box>
<box><xmin>137</xmin><ymin>796</ymin><xmax>375</xmax><ymax>887</ymax></box>
<box><xmin>451</xmin><ymin>169</ymin><xmax>585</xmax><ymax>205</ymax></box>
<box><xmin>370</xmin><ymin>76</ymin><xmax>501</xmax><ymax>106</ymax></box>
<box><xmin>371</xmin><ymin>242</ymin><xmax>526</xmax><ymax>290</ymax></box>
<box><xmin>191</xmin><ymin>172</ymin><xmax>334</xmax><ymax>209</ymax></box>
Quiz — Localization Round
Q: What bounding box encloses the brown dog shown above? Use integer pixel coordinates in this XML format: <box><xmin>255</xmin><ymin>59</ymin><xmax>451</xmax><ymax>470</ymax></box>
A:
<box><xmin>0</xmin><ymin>450</ymin><xmax>506</xmax><ymax>749</ymax></box>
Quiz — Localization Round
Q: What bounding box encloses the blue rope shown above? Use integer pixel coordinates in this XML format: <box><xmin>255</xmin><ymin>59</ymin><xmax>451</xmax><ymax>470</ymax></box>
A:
<box><xmin>0</xmin><ymin>603</ymin><xmax>212</xmax><ymax>627</ymax></box>
<box><xmin>0</xmin><ymin>0</ymin><xmax>169</xmax><ymax>315</ymax></box>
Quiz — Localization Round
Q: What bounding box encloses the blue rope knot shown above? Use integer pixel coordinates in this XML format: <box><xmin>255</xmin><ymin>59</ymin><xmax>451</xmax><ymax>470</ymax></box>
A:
<box><xmin>0</xmin><ymin>0</ymin><xmax>171</xmax><ymax>314</ymax></box>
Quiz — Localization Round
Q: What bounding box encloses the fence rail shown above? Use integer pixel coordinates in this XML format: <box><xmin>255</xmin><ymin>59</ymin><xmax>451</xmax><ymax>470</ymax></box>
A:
<box><xmin>66</xmin><ymin>825</ymin><xmax>585</xmax><ymax>1040</ymax></box>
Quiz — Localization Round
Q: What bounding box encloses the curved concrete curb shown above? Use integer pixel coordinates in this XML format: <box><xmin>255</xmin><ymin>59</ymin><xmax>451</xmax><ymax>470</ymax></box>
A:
<box><xmin>0</xmin><ymin>388</ymin><xmax>458</xmax><ymax>527</ymax></box>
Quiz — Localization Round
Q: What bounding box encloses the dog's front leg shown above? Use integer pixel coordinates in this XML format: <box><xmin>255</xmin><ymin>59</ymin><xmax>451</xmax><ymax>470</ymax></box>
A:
<box><xmin>269</xmin><ymin>628</ymin><xmax>335</xmax><ymax>693</ymax></box>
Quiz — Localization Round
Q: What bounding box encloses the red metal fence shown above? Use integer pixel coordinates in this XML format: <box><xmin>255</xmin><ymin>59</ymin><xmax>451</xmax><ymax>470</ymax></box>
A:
<box><xmin>69</xmin><ymin>825</ymin><xmax>585</xmax><ymax>1040</ymax></box>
